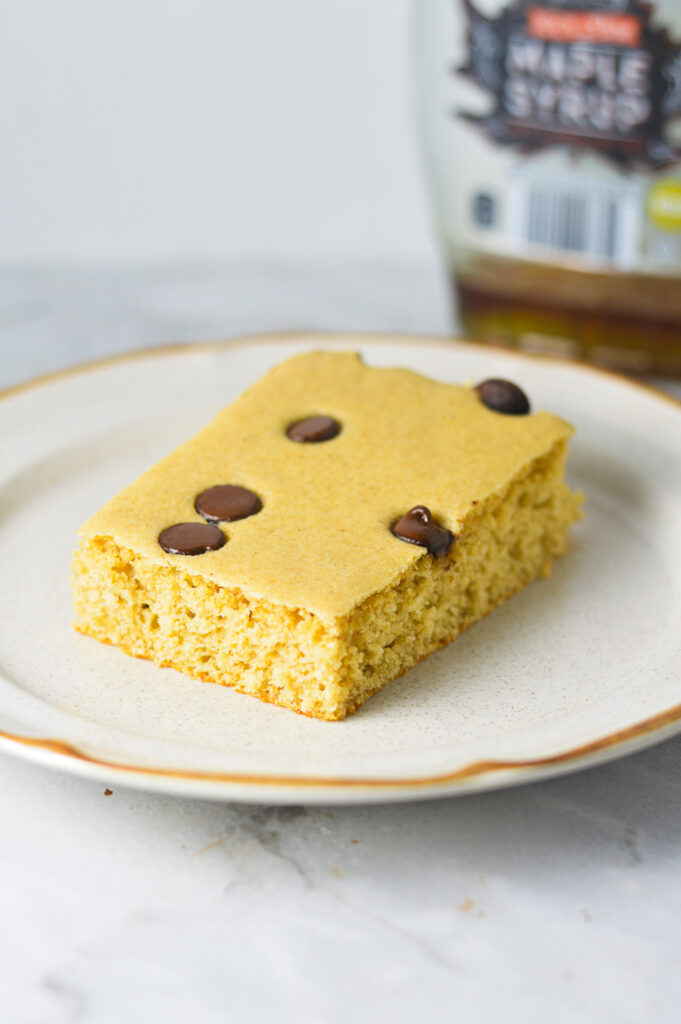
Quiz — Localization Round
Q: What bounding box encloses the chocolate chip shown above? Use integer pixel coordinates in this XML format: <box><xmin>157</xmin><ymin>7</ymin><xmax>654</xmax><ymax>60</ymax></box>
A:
<box><xmin>475</xmin><ymin>379</ymin><xmax>530</xmax><ymax>415</ymax></box>
<box><xmin>158</xmin><ymin>522</ymin><xmax>226</xmax><ymax>555</ymax></box>
<box><xmin>391</xmin><ymin>506</ymin><xmax>454</xmax><ymax>557</ymax></box>
<box><xmin>287</xmin><ymin>415</ymin><xmax>341</xmax><ymax>443</ymax></box>
<box><xmin>195</xmin><ymin>484</ymin><xmax>262</xmax><ymax>523</ymax></box>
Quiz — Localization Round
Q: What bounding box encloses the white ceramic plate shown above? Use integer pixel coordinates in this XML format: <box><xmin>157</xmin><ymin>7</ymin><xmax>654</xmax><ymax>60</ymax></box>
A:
<box><xmin>1</xmin><ymin>335</ymin><xmax>680</xmax><ymax>804</ymax></box>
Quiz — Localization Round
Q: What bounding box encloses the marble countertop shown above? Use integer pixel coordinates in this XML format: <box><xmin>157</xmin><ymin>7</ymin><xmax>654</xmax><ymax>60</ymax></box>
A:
<box><xmin>3</xmin><ymin>265</ymin><xmax>681</xmax><ymax>1024</ymax></box>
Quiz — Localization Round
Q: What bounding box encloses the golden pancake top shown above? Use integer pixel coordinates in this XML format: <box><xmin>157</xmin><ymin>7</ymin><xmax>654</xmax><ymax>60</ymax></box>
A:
<box><xmin>79</xmin><ymin>351</ymin><xmax>573</xmax><ymax>619</ymax></box>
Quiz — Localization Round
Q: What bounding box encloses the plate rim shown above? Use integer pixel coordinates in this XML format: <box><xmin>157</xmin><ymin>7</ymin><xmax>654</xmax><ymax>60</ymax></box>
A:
<box><xmin>3</xmin><ymin>699</ymin><xmax>681</xmax><ymax>799</ymax></box>
<box><xmin>3</xmin><ymin>332</ymin><xmax>681</xmax><ymax>801</ymax></box>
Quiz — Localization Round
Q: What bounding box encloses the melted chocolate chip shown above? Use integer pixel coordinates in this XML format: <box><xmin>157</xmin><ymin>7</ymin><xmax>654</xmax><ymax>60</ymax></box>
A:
<box><xmin>287</xmin><ymin>415</ymin><xmax>341</xmax><ymax>443</ymax></box>
<box><xmin>475</xmin><ymin>379</ymin><xmax>530</xmax><ymax>415</ymax></box>
<box><xmin>158</xmin><ymin>522</ymin><xmax>226</xmax><ymax>555</ymax></box>
<box><xmin>195</xmin><ymin>484</ymin><xmax>262</xmax><ymax>522</ymax></box>
<box><xmin>391</xmin><ymin>506</ymin><xmax>454</xmax><ymax>557</ymax></box>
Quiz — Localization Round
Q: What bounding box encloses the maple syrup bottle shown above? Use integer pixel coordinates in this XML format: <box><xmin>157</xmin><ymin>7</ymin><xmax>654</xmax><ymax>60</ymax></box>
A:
<box><xmin>414</xmin><ymin>0</ymin><xmax>681</xmax><ymax>374</ymax></box>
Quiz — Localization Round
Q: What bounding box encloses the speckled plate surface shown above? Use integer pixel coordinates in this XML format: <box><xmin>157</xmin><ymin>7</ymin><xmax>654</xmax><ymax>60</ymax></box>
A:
<box><xmin>1</xmin><ymin>335</ymin><xmax>680</xmax><ymax>804</ymax></box>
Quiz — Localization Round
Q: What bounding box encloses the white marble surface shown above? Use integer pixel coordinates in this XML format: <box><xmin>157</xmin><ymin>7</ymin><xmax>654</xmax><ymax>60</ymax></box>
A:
<box><xmin>2</xmin><ymin>265</ymin><xmax>681</xmax><ymax>1024</ymax></box>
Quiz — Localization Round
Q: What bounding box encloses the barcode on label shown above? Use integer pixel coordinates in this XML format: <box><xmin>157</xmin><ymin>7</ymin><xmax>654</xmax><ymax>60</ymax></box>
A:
<box><xmin>508</xmin><ymin>172</ymin><xmax>642</xmax><ymax>269</ymax></box>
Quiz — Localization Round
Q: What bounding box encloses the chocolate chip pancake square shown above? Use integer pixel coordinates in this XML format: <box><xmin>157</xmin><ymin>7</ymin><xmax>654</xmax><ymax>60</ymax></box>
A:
<box><xmin>71</xmin><ymin>350</ymin><xmax>581</xmax><ymax>720</ymax></box>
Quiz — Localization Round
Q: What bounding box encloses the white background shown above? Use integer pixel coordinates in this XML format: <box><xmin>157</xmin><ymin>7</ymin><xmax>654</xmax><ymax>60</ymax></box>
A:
<box><xmin>0</xmin><ymin>0</ymin><xmax>437</xmax><ymax>266</ymax></box>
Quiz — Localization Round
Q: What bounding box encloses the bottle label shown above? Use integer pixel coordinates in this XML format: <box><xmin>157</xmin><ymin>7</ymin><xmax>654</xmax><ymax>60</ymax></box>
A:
<box><xmin>459</xmin><ymin>0</ymin><xmax>681</xmax><ymax>168</ymax></box>
<box><xmin>506</xmin><ymin>165</ymin><xmax>643</xmax><ymax>267</ymax></box>
<box><xmin>446</xmin><ymin>0</ymin><xmax>681</xmax><ymax>272</ymax></box>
